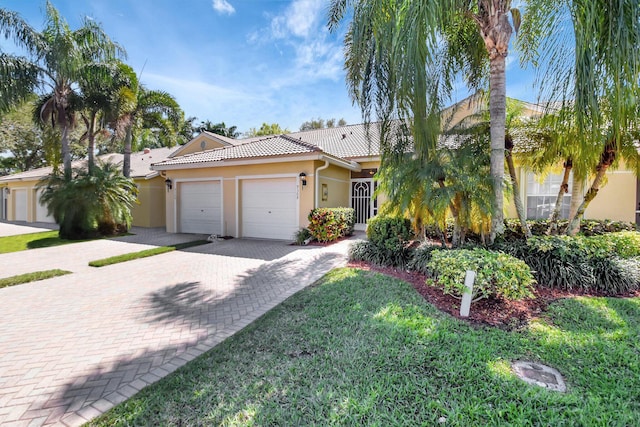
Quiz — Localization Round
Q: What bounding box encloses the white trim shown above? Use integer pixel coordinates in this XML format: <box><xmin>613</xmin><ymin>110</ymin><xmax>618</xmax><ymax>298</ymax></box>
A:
<box><xmin>172</xmin><ymin>177</ymin><xmax>224</xmax><ymax>234</ymax></box>
<box><xmin>348</xmin><ymin>156</ymin><xmax>381</xmax><ymax>163</ymax></box>
<box><xmin>235</xmin><ymin>178</ymin><xmax>240</xmax><ymax>238</ymax></box>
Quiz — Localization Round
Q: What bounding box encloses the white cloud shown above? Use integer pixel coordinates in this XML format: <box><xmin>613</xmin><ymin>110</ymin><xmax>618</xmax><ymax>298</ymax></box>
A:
<box><xmin>212</xmin><ymin>0</ymin><xmax>235</xmax><ymax>15</ymax></box>
<box><xmin>268</xmin><ymin>0</ymin><xmax>324</xmax><ymax>40</ymax></box>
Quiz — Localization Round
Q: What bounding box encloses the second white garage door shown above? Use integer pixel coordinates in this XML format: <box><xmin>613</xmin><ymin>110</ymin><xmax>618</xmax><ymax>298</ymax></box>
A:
<box><xmin>179</xmin><ymin>181</ymin><xmax>222</xmax><ymax>235</ymax></box>
<box><xmin>35</xmin><ymin>189</ymin><xmax>55</xmax><ymax>223</ymax></box>
<box><xmin>242</xmin><ymin>178</ymin><xmax>298</xmax><ymax>240</ymax></box>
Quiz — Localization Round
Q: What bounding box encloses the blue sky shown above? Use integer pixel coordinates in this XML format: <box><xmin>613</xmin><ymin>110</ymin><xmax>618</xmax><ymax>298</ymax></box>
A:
<box><xmin>2</xmin><ymin>0</ymin><xmax>539</xmax><ymax>134</ymax></box>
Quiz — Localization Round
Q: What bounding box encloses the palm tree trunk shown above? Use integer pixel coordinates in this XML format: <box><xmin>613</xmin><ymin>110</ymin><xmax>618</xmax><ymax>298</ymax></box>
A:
<box><xmin>568</xmin><ymin>176</ymin><xmax>584</xmax><ymax>232</ymax></box>
<box><xmin>123</xmin><ymin>125</ymin><xmax>132</xmax><ymax>178</ymax></box>
<box><xmin>505</xmin><ymin>136</ymin><xmax>531</xmax><ymax>238</ymax></box>
<box><xmin>547</xmin><ymin>158</ymin><xmax>572</xmax><ymax>235</ymax></box>
<box><xmin>488</xmin><ymin>54</ymin><xmax>507</xmax><ymax>243</ymax></box>
<box><xmin>438</xmin><ymin>179</ymin><xmax>462</xmax><ymax>247</ymax></box>
<box><xmin>565</xmin><ymin>142</ymin><xmax>616</xmax><ymax>236</ymax></box>
<box><xmin>58</xmin><ymin>103</ymin><xmax>72</xmax><ymax>179</ymax></box>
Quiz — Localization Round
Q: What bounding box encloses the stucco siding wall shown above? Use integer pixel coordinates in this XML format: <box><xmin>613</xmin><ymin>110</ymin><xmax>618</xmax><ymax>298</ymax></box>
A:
<box><xmin>131</xmin><ymin>177</ymin><xmax>167</xmax><ymax>228</ymax></box>
<box><xmin>585</xmin><ymin>171</ymin><xmax>636</xmax><ymax>222</ymax></box>
<box><xmin>163</xmin><ymin>160</ymin><xmax>318</xmax><ymax>236</ymax></box>
<box><xmin>317</xmin><ymin>163</ymin><xmax>350</xmax><ymax>210</ymax></box>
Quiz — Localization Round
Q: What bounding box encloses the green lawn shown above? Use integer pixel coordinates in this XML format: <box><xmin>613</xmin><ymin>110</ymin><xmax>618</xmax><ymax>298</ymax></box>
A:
<box><xmin>90</xmin><ymin>268</ymin><xmax>640</xmax><ymax>426</ymax></box>
<box><xmin>0</xmin><ymin>230</ymin><xmax>80</xmax><ymax>254</ymax></box>
<box><xmin>0</xmin><ymin>269</ymin><xmax>72</xmax><ymax>289</ymax></box>
<box><xmin>88</xmin><ymin>240</ymin><xmax>210</xmax><ymax>267</ymax></box>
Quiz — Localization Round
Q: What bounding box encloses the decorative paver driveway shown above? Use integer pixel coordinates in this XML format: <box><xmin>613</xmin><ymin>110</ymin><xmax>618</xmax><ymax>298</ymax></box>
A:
<box><xmin>0</xmin><ymin>225</ymin><xmax>354</xmax><ymax>426</ymax></box>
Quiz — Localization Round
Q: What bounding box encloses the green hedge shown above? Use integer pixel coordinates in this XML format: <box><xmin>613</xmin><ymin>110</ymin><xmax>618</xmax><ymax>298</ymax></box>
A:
<box><xmin>495</xmin><ymin>232</ymin><xmax>640</xmax><ymax>294</ymax></box>
<box><xmin>307</xmin><ymin>208</ymin><xmax>355</xmax><ymax>243</ymax></box>
<box><xmin>427</xmin><ymin>248</ymin><xmax>535</xmax><ymax>301</ymax></box>
<box><xmin>348</xmin><ymin>216</ymin><xmax>414</xmax><ymax>267</ymax></box>
<box><xmin>424</xmin><ymin>218</ymin><xmax>636</xmax><ymax>242</ymax></box>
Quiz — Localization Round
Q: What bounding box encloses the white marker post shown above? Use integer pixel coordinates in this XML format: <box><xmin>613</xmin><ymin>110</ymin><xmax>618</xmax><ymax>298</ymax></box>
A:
<box><xmin>460</xmin><ymin>270</ymin><xmax>475</xmax><ymax>318</ymax></box>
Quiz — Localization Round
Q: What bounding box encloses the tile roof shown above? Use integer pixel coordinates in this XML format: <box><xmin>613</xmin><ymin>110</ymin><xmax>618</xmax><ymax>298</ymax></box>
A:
<box><xmin>287</xmin><ymin>123</ymin><xmax>382</xmax><ymax>159</ymax></box>
<box><xmin>0</xmin><ymin>147</ymin><xmax>176</xmax><ymax>182</ymax></box>
<box><xmin>153</xmin><ymin>135</ymin><xmax>321</xmax><ymax>167</ymax></box>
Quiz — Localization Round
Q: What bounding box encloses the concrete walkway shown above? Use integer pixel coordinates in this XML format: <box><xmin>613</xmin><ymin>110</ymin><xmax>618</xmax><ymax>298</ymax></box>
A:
<box><xmin>0</xmin><ymin>224</ymin><xmax>354</xmax><ymax>426</ymax></box>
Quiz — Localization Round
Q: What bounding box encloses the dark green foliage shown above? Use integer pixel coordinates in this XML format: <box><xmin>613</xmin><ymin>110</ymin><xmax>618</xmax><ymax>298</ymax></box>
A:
<box><xmin>364</xmin><ymin>216</ymin><xmax>415</xmax><ymax>267</ymax></box>
<box><xmin>495</xmin><ymin>233</ymin><xmax>640</xmax><ymax>294</ymax></box>
<box><xmin>425</xmin><ymin>218</ymin><xmax>637</xmax><ymax>242</ymax></box>
<box><xmin>307</xmin><ymin>207</ymin><xmax>355</xmax><ymax>243</ymax></box>
<box><xmin>407</xmin><ymin>243</ymin><xmax>444</xmax><ymax>273</ymax></box>
<box><xmin>38</xmin><ymin>161</ymin><xmax>138</xmax><ymax>240</ymax></box>
<box><xmin>367</xmin><ymin>215</ymin><xmax>413</xmax><ymax>246</ymax></box>
<box><xmin>427</xmin><ymin>248</ymin><xmax>535</xmax><ymax>301</ymax></box>
<box><xmin>293</xmin><ymin>228</ymin><xmax>312</xmax><ymax>245</ymax></box>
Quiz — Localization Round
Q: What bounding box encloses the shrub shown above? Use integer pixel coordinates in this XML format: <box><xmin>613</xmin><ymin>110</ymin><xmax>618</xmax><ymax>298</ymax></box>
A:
<box><xmin>427</xmin><ymin>248</ymin><xmax>535</xmax><ymax>301</ymax></box>
<box><xmin>366</xmin><ymin>216</ymin><xmax>415</xmax><ymax>267</ymax></box>
<box><xmin>590</xmin><ymin>231</ymin><xmax>640</xmax><ymax>258</ymax></box>
<box><xmin>367</xmin><ymin>216</ymin><xmax>413</xmax><ymax>246</ymax></box>
<box><xmin>293</xmin><ymin>228</ymin><xmax>312</xmax><ymax>245</ymax></box>
<box><xmin>38</xmin><ymin>162</ymin><xmax>137</xmax><ymax>239</ymax></box>
<box><xmin>407</xmin><ymin>243</ymin><xmax>444</xmax><ymax>274</ymax></box>
<box><xmin>495</xmin><ymin>233</ymin><xmax>640</xmax><ymax>294</ymax></box>
<box><xmin>307</xmin><ymin>208</ymin><xmax>355</xmax><ymax>243</ymax></box>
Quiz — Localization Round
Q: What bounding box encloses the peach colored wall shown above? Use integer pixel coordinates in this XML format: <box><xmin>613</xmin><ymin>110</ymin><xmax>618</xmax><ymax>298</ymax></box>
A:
<box><xmin>131</xmin><ymin>177</ymin><xmax>166</xmax><ymax>227</ymax></box>
<box><xmin>2</xmin><ymin>177</ymin><xmax>162</xmax><ymax>227</ymax></box>
<box><xmin>163</xmin><ymin>159</ymin><xmax>319</xmax><ymax>234</ymax></box>
<box><xmin>584</xmin><ymin>171</ymin><xmax>636</xmax><ymax>222</ymax></box>
<box><xmin>174</xmin><ymin>135</ymin><xmax>226</xmax><ymax>156</ymax></box>
<box><xmin>317</xmin><ymin>163</ymin><xmax>350</xmax><ymax>210</ymax></box>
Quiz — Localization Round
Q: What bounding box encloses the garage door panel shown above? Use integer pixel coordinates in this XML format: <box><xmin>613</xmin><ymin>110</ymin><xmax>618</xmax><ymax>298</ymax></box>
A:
<box><xmin>35</xmin><ymin>189</ymin><xmax>55</xmax><ymax>223</ymax></box>
<box><xmin>14</xmin><ymin>189</ymin><xmax>27</xmax><ymax>221</ymax></box>
<box><xmin>179</xmin><ymin>181</ymin><xmax>222</xmax><ymax>235</ymax></box>
<box><xmin>242</xmin><ymin>178</ymin><xmax>298</xmax><ymax>240</ymax></box>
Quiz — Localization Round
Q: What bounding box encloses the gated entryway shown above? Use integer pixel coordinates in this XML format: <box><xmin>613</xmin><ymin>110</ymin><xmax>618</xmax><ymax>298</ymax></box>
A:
<box><xmin>350</xmin><ymin>178</ymin><xmax>377</xmax><ymax>230</ymax></box>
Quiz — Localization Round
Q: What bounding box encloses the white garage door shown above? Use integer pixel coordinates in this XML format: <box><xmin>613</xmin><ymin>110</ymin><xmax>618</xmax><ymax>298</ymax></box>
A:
<box><xmin>179</xmin><ymin>181</ymin><xmax>222</xmax><ymax>234</ymax></box>
<box><xmin>242</xmin><ymin>178</ymin><xmax>298</xmax><ymax>240</ymax></box>
<box><xmin>14</xmin><ymin>189</ymin><xmax>27</xmax><ymax>221</ymax></box>
<box><xmin>35</xmin><ymin>189</ymin><xmax>55</xmax><ymax>223</ymax></box>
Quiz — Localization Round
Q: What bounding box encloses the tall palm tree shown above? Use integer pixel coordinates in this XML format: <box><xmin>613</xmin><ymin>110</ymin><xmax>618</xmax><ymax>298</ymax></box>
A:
<box><xmin>108</xmin><ymin>65</ymin><xmax>184</xmax><ymax>177</ymax></box>
<box><xmin>0</xmin><ymin>1</ymin><xmax>124</xmax><ymax>178</ymax></box>
<box><xmin>329</xmin><ymin>0</ymin><xmax>520</xmax><ymax>244</ymax></box>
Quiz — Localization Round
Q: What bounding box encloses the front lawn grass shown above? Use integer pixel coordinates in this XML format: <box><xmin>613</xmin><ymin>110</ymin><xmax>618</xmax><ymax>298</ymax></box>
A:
<box><xmin>90</xmin><ymin>268</ymin><xmax>640</xmax><ymax>426</ymax></box>
<box><xmin>0</xmin><ymin>230</ymin><xmax>80</xmax><ymax>254</ymax></box>
<box><xmin>0</xmin><ymin>269</ymin><xmax>71</xmax><ymax>289</ymax></box>
<box><xmin>88</xmin><ymin>240</ymin><xmax>210</xmax><ymax>267</ymax></box>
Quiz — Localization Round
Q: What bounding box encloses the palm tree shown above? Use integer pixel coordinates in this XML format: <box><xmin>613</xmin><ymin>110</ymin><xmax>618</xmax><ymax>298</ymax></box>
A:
<box><xmin>108</xmin><ymin>65</ymin><xmax>184</xmax><ymax>177</ymax></box>
<box><xmin>0</xmin><ymin>1</ymin><xmax>124</xmax><ymax>178</ymax></box>
<box><xmin>38</xmin><ymin>161</ymin><xmax>138</xmax><ymax>239</ymax></box>
<box><xmin>199</xmin><ymin>120</ymin><xmax>240</xmax><ymax>138</ymax></box>
<box><xmin>329</xmin><ymin>0</ymin><xmax>520</xmax><ymax>244</ymax></box>
<box><xmin>518</xmin><ymin>0</ymin><xmax>640</xmax><ymax>235</ymax></box>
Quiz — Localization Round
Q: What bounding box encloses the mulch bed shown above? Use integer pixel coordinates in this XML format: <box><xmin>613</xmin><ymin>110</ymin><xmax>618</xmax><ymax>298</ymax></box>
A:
<box><xmin>347</xmin><ymin>260</ymin><xmax>640</xmax><ymax>330</ymax></box>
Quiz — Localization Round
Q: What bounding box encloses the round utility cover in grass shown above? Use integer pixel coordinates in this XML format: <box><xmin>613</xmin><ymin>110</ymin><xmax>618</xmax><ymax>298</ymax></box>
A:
<box><xmin>512</xmin><ymin>361</ymin><xmax>567</xmax><ymax>392</ymax></box>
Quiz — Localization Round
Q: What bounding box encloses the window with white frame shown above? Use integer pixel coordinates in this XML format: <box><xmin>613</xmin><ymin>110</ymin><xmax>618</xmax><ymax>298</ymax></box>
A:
<box><xmin>526</xmin><ymin>172</ymin><xmax>572</xmax><ymax>220</ymax></box>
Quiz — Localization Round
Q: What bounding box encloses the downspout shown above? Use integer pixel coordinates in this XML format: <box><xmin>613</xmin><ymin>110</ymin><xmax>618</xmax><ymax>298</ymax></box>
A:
<box><xmin>315</xmin><ymin>158</ymin><xmax>330</xmax><ymax>208</ymax></box>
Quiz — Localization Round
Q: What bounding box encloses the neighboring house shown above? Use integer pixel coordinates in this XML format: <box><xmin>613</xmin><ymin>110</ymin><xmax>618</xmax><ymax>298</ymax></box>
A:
<box><xmin>0</xmin><ymin>146</ymin><xmax>176</xmax><ymax>227</ymax></box>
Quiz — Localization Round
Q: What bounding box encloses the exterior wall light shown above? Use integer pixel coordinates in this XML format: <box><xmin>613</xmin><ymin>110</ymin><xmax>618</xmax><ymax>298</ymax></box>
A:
<box><xmin>165</xmin><ymin>178</ymin><xmax>172</xmax><ymax>190</ymax></box>
<box><xmin>299</xmin><ymin>172</ymin><xmax>307</xmax><ymax>186</ymax></box>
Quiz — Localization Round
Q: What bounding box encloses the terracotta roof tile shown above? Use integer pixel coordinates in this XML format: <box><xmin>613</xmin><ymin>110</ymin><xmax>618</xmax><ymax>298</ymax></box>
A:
<box><xmin>154</xmin><ymin>135</ymin><xmax>321</xmax><ymax>167</ymax></box>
